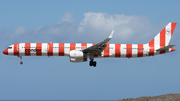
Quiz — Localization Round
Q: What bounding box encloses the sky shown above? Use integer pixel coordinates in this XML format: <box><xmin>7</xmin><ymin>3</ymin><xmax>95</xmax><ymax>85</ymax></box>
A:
<box><xmin>0</xmin><ymin>0</ymin><xmax>180</xmax><ymax>100</ymax></box>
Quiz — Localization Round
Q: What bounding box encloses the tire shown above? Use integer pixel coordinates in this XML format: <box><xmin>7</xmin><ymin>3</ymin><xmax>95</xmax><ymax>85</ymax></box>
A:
<box><xmin>20</xmin><ymin>61</ymin><xmax>23</xmax><ymax>65</ymax></box>
<box><xmin>93</xmin><ymin>61</ymin><xmax>96</xmax><ymax>67</ymax></box>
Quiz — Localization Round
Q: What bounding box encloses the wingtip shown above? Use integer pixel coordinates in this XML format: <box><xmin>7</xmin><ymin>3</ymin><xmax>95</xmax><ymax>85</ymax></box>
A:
<box><xmin>108</xmin><ymin>30</ymin><xmax>114</xmax><ymax>39</ymax></box>
<box><xmin>111</xmin><ymin>30</ymin><xmax>114</xmax><ymax>34</ymax></box>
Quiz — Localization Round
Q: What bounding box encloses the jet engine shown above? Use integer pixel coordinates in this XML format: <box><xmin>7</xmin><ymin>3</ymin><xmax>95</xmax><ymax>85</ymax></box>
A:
<box><xmin>69</xmin><ymin>50</ymin><xmax>87</xmax><ymax>63</ymax></box>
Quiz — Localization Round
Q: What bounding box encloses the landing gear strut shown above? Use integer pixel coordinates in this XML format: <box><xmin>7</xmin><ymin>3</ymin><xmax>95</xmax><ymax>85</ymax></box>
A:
<box><xmin>19</xmin><ymin>56</ymin><xmax>23</xmax><ymax>65</ymax></box>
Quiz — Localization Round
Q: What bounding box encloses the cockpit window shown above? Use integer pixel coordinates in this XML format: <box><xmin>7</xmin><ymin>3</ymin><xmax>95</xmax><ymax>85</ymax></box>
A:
<box><xmin>7</xmin><ymin>47</ymin><xmax>12</xmax><ymax>49</ymax></box>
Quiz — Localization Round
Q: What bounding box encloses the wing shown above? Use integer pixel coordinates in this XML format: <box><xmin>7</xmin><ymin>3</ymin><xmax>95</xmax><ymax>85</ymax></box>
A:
<box><xmin>82</xmin><ymin>30</ymin><xmax>114</xmax><ymax>55</ymax></box>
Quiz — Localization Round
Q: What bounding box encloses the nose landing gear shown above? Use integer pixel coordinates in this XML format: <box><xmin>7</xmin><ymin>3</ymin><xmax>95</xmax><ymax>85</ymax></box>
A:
<box><xmin>20</xmin><ymin>61</ymin><xmax>23</xmax><ymax>65</ymax></box>
<box><xmin>19</xmin><ymin>56</ymin><xmax>23</xmax><ymax>65</ymax></box>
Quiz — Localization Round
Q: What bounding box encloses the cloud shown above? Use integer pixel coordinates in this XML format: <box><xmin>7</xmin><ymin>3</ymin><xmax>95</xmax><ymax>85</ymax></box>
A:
<box><xmin>14</xmin><ymin>26</ymin><xmax>27</xmax><ymax>35</ymax></box>
<box><xmin>0</xmin><ymin>12</ymin><xmax>178</xmax><ymax>45</ymax></box>
<box><xmin>0</xmin><ymin>26</ymin><xmax>28</xmax><ymax>45</ymax></box>
<box><xmin>78</xmin><ymin>12</ymin><xmax>155</xmax><ymax>43</ymax></box>
<box><xmin>59</xmin><ymin>12</ymin><xmax>75</xmax><ymax>23</ymax></box>
<box><xmin>0</xmin><ymin>12</ymin><xmax>78</xmax><ymax>44</ymax></box>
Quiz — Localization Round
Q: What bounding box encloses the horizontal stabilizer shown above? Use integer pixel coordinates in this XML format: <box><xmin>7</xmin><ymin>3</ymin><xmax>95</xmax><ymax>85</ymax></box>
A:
<box><xmin>156</xmin><ymin>44</ymin><xmax>175</xmax><ymax>51</ymax></box>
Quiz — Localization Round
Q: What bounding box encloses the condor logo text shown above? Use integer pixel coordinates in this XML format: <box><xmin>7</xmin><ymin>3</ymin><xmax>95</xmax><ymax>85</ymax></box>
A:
<box><xmin>25</xmin><ymin>49</ymin><xmax>41</xmax><ymax>52</ymax></box>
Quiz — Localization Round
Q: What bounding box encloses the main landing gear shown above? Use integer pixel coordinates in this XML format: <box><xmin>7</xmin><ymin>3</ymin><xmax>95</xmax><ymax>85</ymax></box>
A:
<box><xmin>19</xmin><ymin>56</ymin><xmax>23</xmax><ymax>65</ymax></box>
<box><xmin>89</xmin><ymin>54</ymin><xmax>97</xmax><ymax>67</ymax></box>
<box><xmin>89</xmin><ymin>60</ymin><xmax>97</xmax><ymax>67</ymax></box>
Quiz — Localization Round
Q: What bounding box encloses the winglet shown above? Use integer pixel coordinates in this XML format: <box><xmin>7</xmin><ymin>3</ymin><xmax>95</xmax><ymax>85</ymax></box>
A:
<box><xmin>108</xmin><ymin>30</ymin><xmax>114</xmax><ymax>39</ymax></box>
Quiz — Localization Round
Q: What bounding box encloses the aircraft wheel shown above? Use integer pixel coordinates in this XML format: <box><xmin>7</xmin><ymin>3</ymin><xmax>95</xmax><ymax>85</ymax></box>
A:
<box><xmin>93</xmin><ymin>61</ymin><xmax>96</xmax><ymax>67</ymax></box>
<box><xmin>89</xmin><ymin>62</ymin><xmax>91</xmax><ymax>66</ymax></box>
<box><xmin>89</xmin><ymin>61</ymin><xmax>93</xmax><ymax>66</ymax></box>
<box><xmin>20</xmin><ymin>61</ymin><xmax>23</xmax><ymax>65</ymax></box>
<box><xmin>89</xmin><ymin>60</ymin><xmax>97</xmax><ymax>67</ymax></box>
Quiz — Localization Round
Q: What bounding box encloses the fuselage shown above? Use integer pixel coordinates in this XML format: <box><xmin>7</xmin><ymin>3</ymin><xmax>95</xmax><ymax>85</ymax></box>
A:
<box><xmin>3</xmin><ymin>43</ymin><xmax>175</xmax><ymax>58</ymax></box>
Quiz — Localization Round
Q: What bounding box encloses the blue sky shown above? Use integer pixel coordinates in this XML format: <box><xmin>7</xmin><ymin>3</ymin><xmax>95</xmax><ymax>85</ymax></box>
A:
<box><xmin>0</xmin><ymin>0</ymin><xmax>180</xmax><ymax>100</ymax></box>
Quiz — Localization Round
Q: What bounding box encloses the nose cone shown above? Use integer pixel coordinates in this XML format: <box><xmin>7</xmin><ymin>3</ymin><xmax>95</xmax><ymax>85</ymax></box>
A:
<box><xmin>3</xmin><ymin>49</ymin><xmax>8</xmax><ymax>55</ymax></box>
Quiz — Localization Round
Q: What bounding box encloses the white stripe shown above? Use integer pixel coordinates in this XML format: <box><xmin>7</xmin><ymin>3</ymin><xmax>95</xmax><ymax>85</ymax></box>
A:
<box><xmin>169</xmin><ymin>48</ymin><xmax>172</xmax><ymax>52</ymax></box>
<box><xmin>109</xmin><ymin>44</ymin><xmax>115</xmax><ymax>57</ymax></box>
<box><xmin>53</xmin><ymin>43</ymin><xmax>59</xmax><ymax>56</ymax></box>
<box><xmin>30</xmin><ymin>43</ymin><xmax>36</xmax><ymax>56</ymax></box>
<box><xmin>87</xmin><ymin>43</ymin><xmax>93</xmax><ymax>48</ymax></box>
<box><xmin>42</xmin><ymin>43</ymin><xmax>48</xmax><ymax>56</ymax></box>
<box><xmin>154</xmin><ymin>33</ymin><xmax>160</xmax><ymax>55</ymax></box>
<box><xmin>87</xmin><ymin>43</ymin><xmax>93</xmax><ymax>58</ymax></box>
<box><xmin>64</xmin><ymin>43</ymin><xmax>70</xmax><ymax>56</ymax></box>
<box><xmin>143</xmin><ymin>44</ymin><xmax>148</xmax><ymax>57</ymax></box>
<box><xmin>132</xmin><ymin>44</ymin><xmax>137</xmax><ymax>58</ymax></box>
<box><xmin>76</xmin><ymin>43</ymin><xmax>81</xmax><ymax>50</ymax></box>
<box><xmin>8</xmin><ymin>44</ymin><xmax>14</xmax><ymax>56</ymax></box>
<box><xmin>154</xmin><ymin>32</ymin><xmax>160</xmax><ymax>49</ymax></box>
<box><xmin>165</xmin><ymin>23</ymin><xmax>171</xmax><ymax>46</ymax></box>
<box><xmin>19</xmin><ymin>43</ymin><xmax>25</xmax><ymax>56</ymax></box>
<box><xmin>121</xmin><ymin>44</ymin><xmax>126</xmax><ymax>58</ymax></box>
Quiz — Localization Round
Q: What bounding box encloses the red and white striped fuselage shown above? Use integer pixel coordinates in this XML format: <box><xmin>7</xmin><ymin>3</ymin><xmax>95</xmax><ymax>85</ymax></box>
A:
<box><xmin>3</xmin><ymin>43</ymin><xmax>175</xmax><ymax>58</ymax></box>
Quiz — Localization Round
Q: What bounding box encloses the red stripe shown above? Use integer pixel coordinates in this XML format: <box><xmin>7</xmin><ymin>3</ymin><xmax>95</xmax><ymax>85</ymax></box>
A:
<box><xmin>171</xmin><ymin>23</ymin><xmax>177</xmax><ymax>36</ymax></box>
<box><xmin>160</xmin><ymin>28</ymin><xmax>166</xmax><ymax>54</ymax></box>
<box><xmin>93</xmin><ymin>43</ymin><xmax>98</xmax><ymax>57</ymax></box>
<box><xmin>148</xmin><ymin>39</ymin><xmax>154</xmax><ymax>56</ymax></box>
<box><xmin>70</xmin><ymin>43</ymin><xmax>76</xmax><ymax>51</ymax></box>
<box><xmin>126</xmin><ymin>44</ymin><xmax>132</xmax><ymax>58</ymax></box>
<box><xmin>14</xmin><ymin>43</ymin><xmax>19</xmax><ymax>56</ymax></box>
<box><xmin>149</xmin><ymin>36</ymin><xmax>155</xmax><ymax>46</ymax></box>
<box><xmin>137</xmin><ymin>44</ymin><xmax>143</xmax><ymax>57</ymax></box>
<box><xmin>36</xmin><ymin>43</ymin><xmax>42</xmax><ymax>56</ymax></box>
<box><xmin>115</xmin><ymin>44</ymin><xmax>121</xmax><ymax>57</ymax></box>
<box><xmin>59</xmin><ymin>43</ymin><xmax>64</xmax><ymax>56</ymax></box>
<box><xmin>25</xmin><ymin>43</ymin><xmax>31</xmax><ymax>56</ymax></box>
<box><xmin>104</xmin><ymin>44</ymin><xmax>109</xmax><ymax>57</ymax></box>
<box><xmin>48</xmin><ymin>43</ymin><xmax>53</xmax><ymax>56</ymax></box>
<box><xmin>160</xmin><ymin>28</ymin><xmax>166</xmax><ymax>47</ymax></box>
<box><xmin>81</xmin><ymin>43</ymin><xmax>87</xmax><ymax>49</ymax></box>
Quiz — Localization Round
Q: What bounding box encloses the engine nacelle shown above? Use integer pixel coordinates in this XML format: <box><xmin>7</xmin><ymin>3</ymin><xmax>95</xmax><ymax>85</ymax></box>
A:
<box><xmin>69</xmin><ymin>50</ymin><xmax>87</xmax><ymax>63</ymax></box>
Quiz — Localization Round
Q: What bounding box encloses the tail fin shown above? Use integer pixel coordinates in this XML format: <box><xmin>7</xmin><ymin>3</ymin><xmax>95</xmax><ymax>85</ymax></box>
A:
<box><xmin>148</xmin><ymin>22</ymin><xmax>177</xmax><ymax>50</ymax></box>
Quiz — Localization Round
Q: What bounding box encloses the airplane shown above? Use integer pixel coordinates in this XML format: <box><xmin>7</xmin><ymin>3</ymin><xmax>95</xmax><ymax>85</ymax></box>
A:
<box><xmin>3</xmin><ymin>22</ymin><xmax>177</xmax><ymax>67</ymax></box>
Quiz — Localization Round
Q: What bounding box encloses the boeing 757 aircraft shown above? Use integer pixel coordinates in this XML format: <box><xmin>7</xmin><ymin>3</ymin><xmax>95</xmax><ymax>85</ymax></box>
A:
<box><xmin>3</xmin><ymin>22</ymin><xmax>177</xmax><ymax>67</ymax></box>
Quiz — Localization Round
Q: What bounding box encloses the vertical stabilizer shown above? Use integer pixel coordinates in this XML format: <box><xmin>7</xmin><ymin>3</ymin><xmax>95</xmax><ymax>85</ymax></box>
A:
<box><xmin>148</xmin><ymin>22</ymin><xmax>177</xmax><ymax>50</ymax></box>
